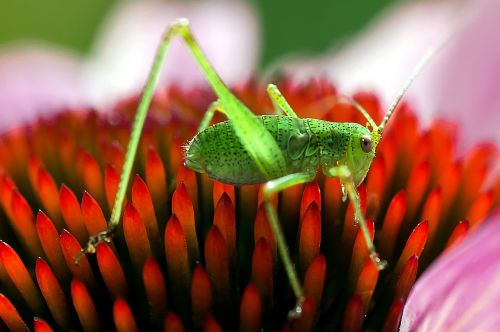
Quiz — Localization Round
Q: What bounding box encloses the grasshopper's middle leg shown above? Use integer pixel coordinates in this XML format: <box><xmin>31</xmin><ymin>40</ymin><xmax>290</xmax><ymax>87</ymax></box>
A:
<box><xmin>328</xmin><ymin>165</ymin><xmax>387</xmax><ymax>270</ymax></box>
<box><xmin>266</xmin><ymin>84</ymin><xmax>298</xmax><ymax>118</ymax></box>
<box><xmin>262</xmin><ymin>172</ymin><xmax>315</xmax><ymax>318</ymax></box>
<box><xmin>197</xmin><ymin>100</ymin><xmax>225</xmax><ymax>133</ymax></box>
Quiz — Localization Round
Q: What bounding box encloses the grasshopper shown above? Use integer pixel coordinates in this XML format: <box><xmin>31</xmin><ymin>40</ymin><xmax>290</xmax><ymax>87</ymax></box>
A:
<box><xmin>77</xmin><ymin>18</ymin><xmax>447</xmax><ymax>316</ymax></box>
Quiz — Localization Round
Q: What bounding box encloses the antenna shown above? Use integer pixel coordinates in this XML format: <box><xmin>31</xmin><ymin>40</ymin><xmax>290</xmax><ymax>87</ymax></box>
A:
<box><xmin>379</xmin><ymin>30</ymin><xmax>457</xmax><ymax>132</ymax></box>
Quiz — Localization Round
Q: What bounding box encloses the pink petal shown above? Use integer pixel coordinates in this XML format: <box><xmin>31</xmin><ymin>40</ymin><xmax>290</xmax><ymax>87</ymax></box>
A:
<box><xmin>281</xmin><ymin>0</ymin><xmax>500</xmax><ymax>151</ymax></box>
<box><xmin>84</xmin><ymin>0</ymin><xmax>259</xmax><ymax>108</ymax></box>
<box><xmin>400</xmin><ymin>211</ymin><xmax>500</xmax><ymax>331</ymax></box>
<box><xmin>0</xmin><ymin>44</ymin><xmax>85</xmax><ymax>131</ymax></box>
<box><xmin>0</xmin><ymin>0</ymin><xmax>259</xmax><ymax>128</ymax></box>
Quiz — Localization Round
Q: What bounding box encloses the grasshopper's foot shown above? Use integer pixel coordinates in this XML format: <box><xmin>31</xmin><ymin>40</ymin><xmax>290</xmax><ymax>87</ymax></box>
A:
<box><xmin>370</xmin><ymin>252</ymin><xmax>388</xmax><ymax>270</ymax></box>
<box><xmin>287</xmin><ymin>297</ymin><xmax>305</xmax><ymax>321</ymax></box>
<box><xmin>74</xmin><ymin>228</ymin><xmax>116</xmax><ymax>265</ymax></box>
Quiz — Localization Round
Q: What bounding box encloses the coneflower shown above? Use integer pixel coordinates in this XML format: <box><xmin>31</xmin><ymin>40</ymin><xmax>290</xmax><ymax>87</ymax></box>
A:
<box><xmin>0</xmin><ymin>78</ymin><xmax>498</xmax><ymax>331</ymax></box>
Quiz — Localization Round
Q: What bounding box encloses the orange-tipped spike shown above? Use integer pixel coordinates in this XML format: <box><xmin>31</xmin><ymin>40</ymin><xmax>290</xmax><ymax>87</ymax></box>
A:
<box><xmin>164</xmin><ymin>215</ymin><xmax>191</xmax><ymax>289</ymax></box>
<box><xmin>213</xmin><ymin>193</ymin><xmax>236</xmax><ymax>265</ymax></box>
<box><xmin>36</xmin><ymin>211</ymin><xmax>69</xmax><ymax>281</ymax></box>
<box><xmin>33</xmin><ymin>317</ymin><xmax>54</xmax><ymax>332</ymax></box>
<box><xmin>394</xmin><ymin>255</ymin><xmax>418</xmax><ymax>300</ymax></box>
<box><xmin>437</xmin><ymin>161</ymin><xmax>461</xmax><ymax>219</ymax></box>
<box><xmin>204</xmin><ymin>316</ymin><xmax>223</xmax><ymax>332</ymax></box>
<box><xmin>145</xmin><ymin>146</ymin><xmax>167</xmax><ymax>210</ymax></box>
<box><xmin>382</xmin><ymin>299</ymin><xmax>404</xmax><ymax>332</ymax></box>
<box><xmin>0</xmin><ymin>241</ymin><xmax>43</xmax><ymax>312</ymax></box>
<box><xmin>36</xmin><ymin>168</ymin><xmax>63</xmax><ymax>228</ymax></box>
<box><xmin>113</xmin><ymin>298</ymin><xmax>138</xmax><ymax>332</ymax></box>
<box><xmin>27</xmin><ymin>157</ymin><xmax>43</xmax><ymax>195</ymax></box>
<box><xmin>405</xmin><ymin>161</ymin><xmax>430</xmax><ymax>221</ymax></box>
<box><xmin>395</xmin><ymin>221</ymin><xmax>428</xmax><ymax>274</ymax></box>
<box><xmin>163</xmin><ymin>312</ymin><xmax>185</xmax><ymax>332</ymax></box>
<box><xmin>355</xmin><ymin>260</ymin><xmax>379</xmax><ymax>310</ymax></box>
<box><xmin>59</xmin><ymin>230</ymin><xmax>98</xmax><ymax>291</ymax></box>
<box><xmin>239</xmin><ymin>283</ymin><xmax>262</xmax><ymax>332</ymax></box>
<box><xmin>106</xmin><ymin>141</ymin><xmax>125</xmax><ymax>172</ymax></box>
<box><xmin>0</xmin><ymin>294</ymin><xmax>29</xmax><ymax>331</ymax></box>
<box><xmin>458</xmin><ymin>144</ymin><xmax>497</xmax><ymax>213</ymax></box>
<box><xmin>303</xmin><ymin>255</ymin><xmax>326</xmax><ymax>311</ymax></box>
<box><xmin>81</xmin><ymin>150</ymin><xmax>105</xmax><ymax>207</ymax></box>
<box><xmin>342</xmin><ymin>184</ymin><xmax>367</xmax><ymax>258</ymax></box>
<box><xmin>205</xmin><ymin>225</ymin><xmax>230</xmax><ymax>303</ymax></box>
<box><xmin>143</xmin><ymin>257</ymin><xmax>168</xmax><ymax>323</ymax></box>
<box><xmin>123</xmin><ymin>202</ymin><xmax>152</xmax><ymax>271</ymax></box>
<box><xmin>104</xmin><ymin>164</ymin><xmax>119</xmax><ymax>213</ymax></box>
<box><xmin>81</xmin><ymin>191</ymin><xmax>108</xmax><ymax>235</ymax></box>
<box><xmin>281</xmin><ymin>181</ymin><xmax>302</xmax><ymax>224</ymax></box>
<box><xmin>132</xmin><ymin>175</ymin><xmax>161</xmax><ymax>251</ymax></box>
<box><xmin>11</xmin><ymin>190</ymin><xmax>42</xmax><ymax>257</ymax></box>
<box><xmin>427</xmin><ymin>121</ymin><xmax>455</xmax><ymax>185</ymax></box>
<box><xmin>298</xmin><ymin>202</ymin><xmax>321</xmax><ymax>273</ymax></box>
<box><xmin>71</xmin><ymin>279</ymin><xmax>101</xmax><ymax>331</ymax></box>
<box><xmin>323</xmin><ymin>177</ymin><xmax>343</xmax><ymax>235</ymax></box>
<box><xmin>96</xmin><ymin>243</ymin><xmax>128</xmax><ymax>299</ymax></box>
<box><xmin>445</xmin><ymin>220</ymin><xmax>469</xmax><ymax>250</ymax></box>
<box><xmin>254</xmin><ymin>205</ymin><xmax>276</xmax><ymax>257</ymax></box>
<box><xmin>176</xmin><ymin>164</ymin><xmax>198</xmax><ymax>213</ymax></box>
<box><xmin>59</xmin><ymin>184</ymin><xmax>88</xmax><ymax>244</ymax></box>
<box><xmin>213</xmin><ymin>180</ymin><xmax>235</xmax><ymax>208</ymax></box>
<box><xmin>341</xmin><ymin>294</ymin><xmax>363</xmax><ymax>332</ymax></box>
<box><xmin>466</xmin><ymin>190</ymin><xmax>493</xmax><ymax>228</ymax></box>
<box><xmin>419</xmin><ymin>188</ymin><xmax>441</xmax><ymax>245</ymax></box>
<box><xmin>172</xmin><ymin>181</ymin><xmax>199</xmax><ymax>263</ymax></box>
<box><xmin>348</xmin><ymin>218</ymin><xmax>374</xmax><ymax>284</ymax></box>
<box><xmin>35</xmin><ymin>258</ymin><xmax>70</xmax><ymax>329</ymax></box>
<box><xmin>289</xmin><ymin>298</ymin><xmax>315</xmax><ymax>332</ymax></box>
<box><xmin>251</xmin><ymin>238</ymin><xmax>274</xmax><ymax>306</ymax></box>
<box><xmin>366</xmin><ymin>156</ymin><xmax>386</xmax><ymax>217</ymax></box>
<box><xmin>380</xmin><ymin>190</ymin><xmax>407</xmax><ymax>258</ymax></box>
<box><xmin>191</xmin><ymin>265</ymin><xmax>212</xmax><ymax>327</ymax></box>
<box><xmin>300</xmin><ymin>182</ymin><xmax>321</xmax><ymax>220</ymax></box>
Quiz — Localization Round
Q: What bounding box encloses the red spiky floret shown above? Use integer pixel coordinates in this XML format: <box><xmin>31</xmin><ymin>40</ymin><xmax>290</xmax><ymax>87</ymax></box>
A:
<box><xmin>0</xmin><ymin>79</ymin><xmax>497</xmax><ymax>330</ymax></box>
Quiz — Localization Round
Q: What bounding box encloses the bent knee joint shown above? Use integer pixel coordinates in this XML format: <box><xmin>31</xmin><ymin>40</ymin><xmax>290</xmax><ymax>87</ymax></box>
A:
<box><xmin>263</xmin><ymin>182</ymin><xmax>276</xmax><ymax>201</ymax></box>
<box><xmin>166</xmin><ymin>18</ymin><xmax>191</xmax><ymax>39</ymax></box>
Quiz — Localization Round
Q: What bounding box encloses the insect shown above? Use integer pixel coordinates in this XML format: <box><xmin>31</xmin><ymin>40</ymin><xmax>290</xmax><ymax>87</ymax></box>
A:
<box><xmin>76</xmin><ymin>18</ymin><xmax>449</xmax><ymax>317</ymax></box>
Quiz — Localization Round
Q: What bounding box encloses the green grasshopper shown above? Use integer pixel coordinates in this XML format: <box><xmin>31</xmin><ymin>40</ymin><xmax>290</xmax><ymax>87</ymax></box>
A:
<box><xmin>77</xmin><ymin>18</ymin><xmax>447</xmax><ymax>316</ymax></box>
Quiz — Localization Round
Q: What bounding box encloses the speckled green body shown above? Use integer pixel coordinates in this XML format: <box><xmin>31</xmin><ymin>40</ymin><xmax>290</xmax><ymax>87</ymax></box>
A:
<box><xmin>185</xmin><ymin>115</ymin><xmax>375</xmax><ymax>185</ymax></box>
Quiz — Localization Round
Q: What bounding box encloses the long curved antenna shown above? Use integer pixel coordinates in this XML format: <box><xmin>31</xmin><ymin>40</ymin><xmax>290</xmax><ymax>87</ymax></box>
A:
<box><xmin>305</xmin><ymin>94</ymin><xmax>378</xmax><ymax>130</ymax></box>
<box><xmin>340</xmin><ymin>95</ymin><xmax>378</xmax><ymax>131</ymax></box>
<box><xmin>379</xmin><ymin>31</ymin><xmax>457</xmax><ymax>132</ymax></box>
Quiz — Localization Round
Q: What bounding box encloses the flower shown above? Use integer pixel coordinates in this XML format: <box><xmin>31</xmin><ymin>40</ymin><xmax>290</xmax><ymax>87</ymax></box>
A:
<box><xmin>0</xmin><ymin>76</ymin><xmax>498</xmax><ymax>330</ymax></box>
<box><xmin>400</xmin><ymin>211</ymin><xmax>500</xmax><ymax>331</ymax></box>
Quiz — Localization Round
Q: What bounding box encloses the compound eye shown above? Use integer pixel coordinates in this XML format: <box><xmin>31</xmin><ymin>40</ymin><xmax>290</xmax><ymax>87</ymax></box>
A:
<box><xmin>360</xmin><ymin>135</ymin><xmax>372</xmax><ymax>153</ymax></box>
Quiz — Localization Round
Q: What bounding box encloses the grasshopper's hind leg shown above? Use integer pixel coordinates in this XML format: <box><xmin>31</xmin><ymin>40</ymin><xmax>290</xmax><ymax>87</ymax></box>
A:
<box><xmin>262</xmin><ymin>172</ymin><xmax>315</xmax><ymax>319</ymax></box>
<box><xmin>328</xmin><ymin>165</ymin><xmax>387</xmax><ymax>270</ymax></box>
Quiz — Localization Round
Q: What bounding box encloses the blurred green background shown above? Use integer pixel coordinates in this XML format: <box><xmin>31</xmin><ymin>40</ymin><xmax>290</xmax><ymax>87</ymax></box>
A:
<box><xmin>0</xmin><ymin>0</ymin><xmax>400</xmax><ymax>67</ymax></box>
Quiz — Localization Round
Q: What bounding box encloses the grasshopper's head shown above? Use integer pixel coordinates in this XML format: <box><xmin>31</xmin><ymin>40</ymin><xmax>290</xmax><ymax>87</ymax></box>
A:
<box><xmin>337</xmin><ymin>100</ymin><xmax>387</xmax><ymax>186</ymax></box>
<box><xmin>342</xmin><ymin>123</ymin><xmax>378</xmax><ymax>186</ymax></box>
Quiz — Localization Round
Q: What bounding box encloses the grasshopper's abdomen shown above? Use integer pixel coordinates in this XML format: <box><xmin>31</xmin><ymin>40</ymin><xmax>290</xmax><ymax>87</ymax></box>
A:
<box><xmin>184</xmin><ymin>115</ymin><xmax>322</xmax><ymax>185</ymax></box>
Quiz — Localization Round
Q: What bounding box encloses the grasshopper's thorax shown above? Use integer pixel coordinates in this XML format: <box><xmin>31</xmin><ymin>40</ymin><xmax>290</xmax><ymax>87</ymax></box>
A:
<box><xmin>311</xmin><ymin>121</ymin><xmax>376</xmax><ymax>186</ymax></box>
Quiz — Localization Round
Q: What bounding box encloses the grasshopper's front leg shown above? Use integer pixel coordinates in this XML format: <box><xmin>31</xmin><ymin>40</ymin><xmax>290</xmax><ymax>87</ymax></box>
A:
<box><xmin>262</xmin><ymin>172</ymin><xmax>315</xmax><ymax>319</ymax></box>
<box><xmin>328</xmin><ymin>165</ymin><xmax>387</xmax><ymax>270</ymax></box>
